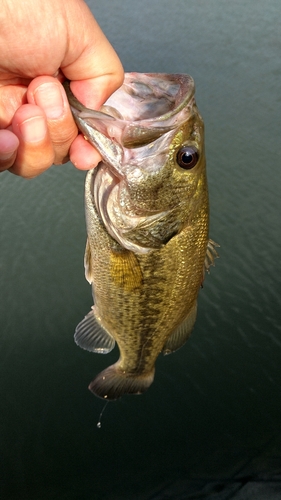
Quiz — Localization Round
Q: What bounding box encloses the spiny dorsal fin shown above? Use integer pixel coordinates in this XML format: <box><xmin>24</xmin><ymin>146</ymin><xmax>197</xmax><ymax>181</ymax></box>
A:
<box><xmin>74</xmin><ymin>307</ymin><xmax>115</xmax><ymax>353</ymax></box>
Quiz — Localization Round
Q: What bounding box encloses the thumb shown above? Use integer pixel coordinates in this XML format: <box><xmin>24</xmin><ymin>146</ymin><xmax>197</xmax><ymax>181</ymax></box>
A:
<box><xmin>61</xmin><ymin>2</ymin><xmax>124</xmax><ymax>109</ymax></box>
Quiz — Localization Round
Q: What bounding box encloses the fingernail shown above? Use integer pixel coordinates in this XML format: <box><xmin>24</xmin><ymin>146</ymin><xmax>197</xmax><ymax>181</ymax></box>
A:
<box><xmin>34</xmin><ymin>83</ymin><xmax>64</xmax><ymax>119</ymax></box>
<box><xmin>20</xmin><ymin>116</ymin><xmax>47</xmax><ymax>143</ymax></box>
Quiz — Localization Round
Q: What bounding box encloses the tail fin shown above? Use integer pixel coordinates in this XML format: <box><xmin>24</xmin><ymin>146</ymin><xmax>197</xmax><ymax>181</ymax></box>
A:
<box><xmin>88</xmin><ymin>363</ymin><xmax>155</xmax><ymax>400</ymax></box>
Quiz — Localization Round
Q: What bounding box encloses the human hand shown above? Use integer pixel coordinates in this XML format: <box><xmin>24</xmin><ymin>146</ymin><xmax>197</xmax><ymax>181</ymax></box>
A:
<box><xmin>0</xmin><ymin>0</ymin><xmax>124</xmax><ymax>178</ymax></box>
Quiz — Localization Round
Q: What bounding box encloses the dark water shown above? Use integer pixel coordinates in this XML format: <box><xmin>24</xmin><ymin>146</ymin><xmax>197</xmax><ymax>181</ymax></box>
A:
<box><xmin>1</xmin><ymin>1</ymin><xmax>280</xmax><ymax>499</ymax></box>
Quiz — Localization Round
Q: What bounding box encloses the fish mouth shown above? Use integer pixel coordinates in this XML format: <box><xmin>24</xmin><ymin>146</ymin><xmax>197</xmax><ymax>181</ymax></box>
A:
<box><xmin>102</xmin><ymin>73</ymin><xmax>195</xmax><ymax>148</ymax></box>
<box><xmin>66</xmin><ymin>72</ymin><xmax>196</xmax><ymax>185</ymax></box>
<box><xmin>103</xmin><ymin>73</ymin><xmax>195</xmax><ymax>122</ymax></box>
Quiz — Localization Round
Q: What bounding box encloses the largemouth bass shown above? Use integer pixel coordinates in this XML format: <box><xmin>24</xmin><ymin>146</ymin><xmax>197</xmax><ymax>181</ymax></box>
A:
<box><xmin>64</xmin><ymin>73</ymin><xmax>218</xmax><ymax>400</ymax></box>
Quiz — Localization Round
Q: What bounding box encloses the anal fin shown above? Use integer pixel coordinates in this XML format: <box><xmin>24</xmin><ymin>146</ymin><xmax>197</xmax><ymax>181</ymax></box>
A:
<box><xmin>74</xmin><ymin>307</ymin><xmax>115</xmax><ymax>354</ymax></box>
<box><xmin>162</xmin><ymin>302</ymin><xmax>197</xmax><ymax>355</ymax></box>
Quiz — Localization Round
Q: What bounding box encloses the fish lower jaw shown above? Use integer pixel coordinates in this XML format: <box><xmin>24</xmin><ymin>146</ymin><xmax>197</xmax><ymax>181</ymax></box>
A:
<box><xmin>88</xmin><ymin>363</ymin><xmax>155</xmax><ymax>400</ymax></box>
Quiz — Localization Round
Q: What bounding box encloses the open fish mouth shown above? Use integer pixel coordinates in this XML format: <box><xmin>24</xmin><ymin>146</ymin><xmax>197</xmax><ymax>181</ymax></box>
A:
<box><xmin>64</xmin><ymin>73</ymin><xmax>196</xmax><ymax>150</ymax></box>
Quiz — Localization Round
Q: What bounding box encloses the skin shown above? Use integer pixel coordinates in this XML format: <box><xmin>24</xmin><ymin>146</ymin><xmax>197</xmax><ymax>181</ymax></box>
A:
<box><xmin>0</xmin><ymin>0</ymin><xmax>124</xmax><ymax>178</ymax></box>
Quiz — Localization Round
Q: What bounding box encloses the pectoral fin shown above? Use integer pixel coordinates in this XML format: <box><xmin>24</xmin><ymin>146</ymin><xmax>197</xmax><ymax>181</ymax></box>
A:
<box><xmin>74</xmin><ymin>307</ymin><xmax>115</xmax><ymax>354</ymax></box>
<box><xmin>110</xmin><ymin>249</ymin><xmax>142</xmax><ymax>291</ymax></box>
<box><xmin>162</xmin><ymin>302</ymin><xmax>197</xmax><ymax>355</ymax></box>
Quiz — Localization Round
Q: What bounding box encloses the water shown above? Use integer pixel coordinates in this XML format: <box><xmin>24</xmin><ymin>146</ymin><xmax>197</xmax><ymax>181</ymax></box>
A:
<box><xmin>1</xmin><ymin>1</ymin><xmax>280</xmax><ymax>498</ymax></box>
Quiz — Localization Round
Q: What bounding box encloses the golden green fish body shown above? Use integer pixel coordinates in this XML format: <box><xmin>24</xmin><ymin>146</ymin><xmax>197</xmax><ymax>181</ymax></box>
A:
<box><xmin>65</xmin><ymin>74</ymin><xmax>217</xmax><ymax>400</ymax></box>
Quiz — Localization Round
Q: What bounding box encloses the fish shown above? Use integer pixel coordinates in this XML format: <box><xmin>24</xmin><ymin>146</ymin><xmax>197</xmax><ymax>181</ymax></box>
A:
<box><xmin>64</xmin><ymin>73</ymin><xmax>219</xmax><ymax>400</ymax></box>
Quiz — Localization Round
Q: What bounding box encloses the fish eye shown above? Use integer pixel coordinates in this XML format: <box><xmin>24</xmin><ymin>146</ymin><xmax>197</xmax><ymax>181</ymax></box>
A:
<box><xmin>177</xmin><ymin>146</ymin><xmax>199</xmax><ymax>170</ymax></box>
